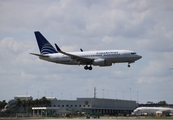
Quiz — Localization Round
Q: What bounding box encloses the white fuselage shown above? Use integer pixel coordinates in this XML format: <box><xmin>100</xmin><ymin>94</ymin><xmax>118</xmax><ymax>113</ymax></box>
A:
<box><xmin>39</xmin><ymin>50</ymin><xmax>141</xmax><ymax>66</ymax></box>
<box><xmin>133</xmin><ymin>107</ymin><xmax>173</xmax><ymax>115</ymax></box>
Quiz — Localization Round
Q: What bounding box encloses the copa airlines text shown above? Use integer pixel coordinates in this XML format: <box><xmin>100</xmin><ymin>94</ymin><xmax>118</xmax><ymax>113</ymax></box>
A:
<box><xmin>30</xmin><ymin>31</ymin><xmax>142</xmax><ymax>70</ymax></box>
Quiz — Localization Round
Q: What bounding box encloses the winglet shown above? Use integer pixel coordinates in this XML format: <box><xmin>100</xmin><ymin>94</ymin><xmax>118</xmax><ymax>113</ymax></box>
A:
<box><xmin>55</xmin><ymin>43</ymin><xmax>62</xmax><ymax>52</ymax></box>
<box><xmin>80</xmin><ymin>48</ymin><xmax>83</xmax><ymax>52</ymax></box>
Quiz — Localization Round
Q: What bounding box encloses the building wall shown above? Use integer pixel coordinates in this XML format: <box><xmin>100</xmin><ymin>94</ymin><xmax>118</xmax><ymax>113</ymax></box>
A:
<box><xmin>49</xmin><ymin>98</ymin><xmax>137</xmax><ymax>115</ymax></box>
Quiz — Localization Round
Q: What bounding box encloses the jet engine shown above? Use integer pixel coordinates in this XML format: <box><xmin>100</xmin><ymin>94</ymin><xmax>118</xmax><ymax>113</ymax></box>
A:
<box><xmin>93</xmin><ymin>59</ymin><xmax>112</xmax><ymax>66</ymax></box>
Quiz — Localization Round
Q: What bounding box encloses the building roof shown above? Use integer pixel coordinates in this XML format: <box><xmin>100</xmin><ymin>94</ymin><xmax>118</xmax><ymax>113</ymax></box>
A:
<box><xmin>32</xmin><ymin>107</ymin><xmax>59</xmax><ymax>110</ymax></box>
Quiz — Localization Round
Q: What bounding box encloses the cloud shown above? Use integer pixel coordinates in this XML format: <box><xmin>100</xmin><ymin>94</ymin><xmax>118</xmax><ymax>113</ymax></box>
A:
<box><xmin>0</xmin><ymin>37</ymin><xmax>19</xmax><ymax>53</ymax></box>
<box><xmin>0</xmin><ymin>0</ymin><xmax>173</xmax><ymax>104</ymax></box>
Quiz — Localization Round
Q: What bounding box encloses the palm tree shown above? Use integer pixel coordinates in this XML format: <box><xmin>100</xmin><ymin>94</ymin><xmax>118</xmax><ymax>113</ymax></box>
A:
<box><xmin>34</xmin><ymin>99</ymin><xmax>39</xmax><ymax>107</ymax></box>
<box><xmin>22</xmin><ymin>100</ymin><xmax>26</xmax><ymax>112</ymax></box>
<box><xmin>40</xmin><ymin>97</ymin><xmax>50</xmax><ymax>107</ymax></box>
<box><xmin>25</xmin><ymin>99</ymin><xmax>31</xmax><ymax>113</ymax></box>
<box><xmin>45</xmin><ymin>99</ymin><xmax>51</xmax><ymax>107</ymax></box>
<box><xmin>15</xmin><ymin>99</ymin><xmax>22</xmax><ymax>112</ymax></box>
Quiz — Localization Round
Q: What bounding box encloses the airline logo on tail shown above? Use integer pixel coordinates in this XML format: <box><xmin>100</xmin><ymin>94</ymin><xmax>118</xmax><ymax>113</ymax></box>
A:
<box><xmin>35</xmin><ymin>32</ymin><xmax>57</xmax><ymax>54</ymax></box>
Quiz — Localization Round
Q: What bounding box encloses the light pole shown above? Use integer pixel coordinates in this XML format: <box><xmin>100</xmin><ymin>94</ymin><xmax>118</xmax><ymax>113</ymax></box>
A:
<box><xmin>137</xmin><ymin>91</ymin><xmax>138</xmax><ymax>103</ymax></box>
<box><xmin>37</xmin><ymin>91</ymin><xmax>39</xmax><ymax>99</ymax></box>
<box><xmin>102</xmin><ymin>89</ymin><xmax>104</xmax><ymax>99</ymax></box>
<box><xmin>61</xmin><ymin>93</ymin><xmax>63</xmax><ymax>100</ymax></box>
<box><xmin>44</xmin><ymin>91</ymin><xmax>46</xmax><ymax>97</ymax></box>
<box><xmin>107</xmin><ymin>90</ymin><xmax>109</xmax><ymax>98</ymax></box>
<box><xmin>130</xmin><ymin>88</ymin><xmax>131</xmax><ymax>101</ymax></box>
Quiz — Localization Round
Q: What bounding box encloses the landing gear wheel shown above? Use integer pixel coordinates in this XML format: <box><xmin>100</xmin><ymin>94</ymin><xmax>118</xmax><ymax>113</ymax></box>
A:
<box><xmin>84</xmin><ymin>65</ymin><xmax>92</xmax><ymax>70</ymax></box>
<box><xmin>84</xmin><ymin>66</ymin><xmax>88</xmax><ymax>70</ymax></box>
<box><xmin>128</xmin><ymin>64</ymin><xmax>130</xmax><ymax>67</ymax></box>
<box><xmin>88</xmin><ymin>66</ymin><xmax>92</xmax><ymax>70</ymax></box>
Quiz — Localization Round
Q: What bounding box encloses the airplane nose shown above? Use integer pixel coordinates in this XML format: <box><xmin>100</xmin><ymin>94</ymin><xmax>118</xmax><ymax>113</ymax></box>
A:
<box><xmin>138</xmin><ymin>55</ymin><xmax>142</xmax><ymax>59</ymax></box>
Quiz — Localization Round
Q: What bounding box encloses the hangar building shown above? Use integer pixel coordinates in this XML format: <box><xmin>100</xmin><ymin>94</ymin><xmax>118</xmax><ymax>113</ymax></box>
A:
<box><xmin>33</xmin><ymin>97</ymin><xmax>137</xmax><ymax>116</ymax></box>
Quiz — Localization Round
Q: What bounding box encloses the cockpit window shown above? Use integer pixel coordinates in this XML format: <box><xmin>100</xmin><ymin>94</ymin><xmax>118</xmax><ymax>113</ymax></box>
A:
<box><xmin>131</xmin><ymin>52</ymin><xmax>136</xmax><ymax>55</ymax></box>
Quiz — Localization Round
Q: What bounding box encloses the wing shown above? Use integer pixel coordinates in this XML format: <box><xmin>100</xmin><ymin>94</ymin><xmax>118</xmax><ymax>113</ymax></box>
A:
<box><xmin>55</xmin><ymin>44</ymin><xmax>93</xmax><ymax>65</ymax></box>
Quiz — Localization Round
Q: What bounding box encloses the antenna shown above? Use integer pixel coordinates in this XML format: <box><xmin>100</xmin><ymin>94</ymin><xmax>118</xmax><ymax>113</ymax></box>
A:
<box><xmin>94</xmin><ymin>87</ymin><xmax>96</xmax><ymax>98</ymax></box>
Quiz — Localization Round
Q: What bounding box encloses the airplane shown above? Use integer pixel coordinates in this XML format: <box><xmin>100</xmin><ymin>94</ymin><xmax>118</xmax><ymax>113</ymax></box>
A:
<box><xmin>133</xmin><ymin>107</ymin><xmax>173</xmax><ymax>116</ymax></box>
<box><xmin>30</xmin><ymin>31</ymin><xmax>142</xmax><ymax>70</ymax></box>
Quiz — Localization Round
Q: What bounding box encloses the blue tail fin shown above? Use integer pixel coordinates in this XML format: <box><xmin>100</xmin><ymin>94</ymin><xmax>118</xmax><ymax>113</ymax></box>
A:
<box><xmin>34</xmin><ymin>31</ymin><xmax>58</xmax><ymax>54</ymax></box>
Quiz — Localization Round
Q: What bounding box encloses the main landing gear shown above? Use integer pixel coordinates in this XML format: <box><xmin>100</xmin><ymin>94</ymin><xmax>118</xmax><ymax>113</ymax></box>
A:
<box><xmin>128</xmin><ymin>63</ymin><xmax>130</xmax><ymax>67</ymax></box>
<box><xmin>84</xmin><ymin>65</ymin><xmax>92</xmax><ymax>70</ymax></box>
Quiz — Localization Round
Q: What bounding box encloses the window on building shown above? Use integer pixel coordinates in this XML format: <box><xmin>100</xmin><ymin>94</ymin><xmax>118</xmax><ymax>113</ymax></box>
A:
<box><xmin>83</xmin><ymin>105</ymin><xmax>85</xmax><ymax>107</ymax></box>
<box><xmin>58</xmin><ymin>105</ymin><xmax>60</xmax><ymax>107</ymax></box>
<box><xmin>66</xmin><ymin>105</ymin><xmax>68</xmax><ymax>107</ymax></box>
<box><xmin>79</xmin><ymin>105</ymin><xmax>81</xmax><ymax>107</ymax></box>
<box><xmin>62</xmin><ymin>105</ymin><xmax>64</xmax><ymax>107</ymax></box>
<box><xmin>88</xmin><ymin>105</ymin><xmax>90</xmax><ymax>107</ymax></box>
<box><xmin>71</xmin><ymin>105</ymin><xmax>73</xmax><ymax>107</ymax></box>
<box><xmin>54</xmin><ymin>105</ymin><xmax>56</xmax><ymax>107</ymax></box>
<box><xmin>75</xmin><ymin>105</ymin><xmax>77</xmax><ymax>107</ymax></box>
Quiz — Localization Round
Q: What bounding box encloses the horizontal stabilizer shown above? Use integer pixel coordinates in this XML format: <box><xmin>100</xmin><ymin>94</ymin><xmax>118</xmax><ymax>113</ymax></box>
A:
<box><xmin>30</xmin><ymin>53</ymin><xmax>49</xmax><ymax>57</ymax></box>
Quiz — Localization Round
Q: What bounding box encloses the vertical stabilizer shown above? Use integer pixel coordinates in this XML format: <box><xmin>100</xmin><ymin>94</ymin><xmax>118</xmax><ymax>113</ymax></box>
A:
<box><xmin>34</xmin><ymin>31</ymin><xmax>58</xmax><ymax>54</ymax></box>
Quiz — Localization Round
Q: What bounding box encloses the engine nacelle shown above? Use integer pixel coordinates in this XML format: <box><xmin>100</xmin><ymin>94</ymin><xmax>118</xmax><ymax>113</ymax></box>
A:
<box><xmin>93</xmin><ymin>59</ymin><xmax>112</xmax><ymax>66</ymax></box>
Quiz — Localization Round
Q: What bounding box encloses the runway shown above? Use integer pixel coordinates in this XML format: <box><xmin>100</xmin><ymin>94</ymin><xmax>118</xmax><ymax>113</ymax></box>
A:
<box><xmin>1</xmin><ymin>116</ymin><xmax>173</xmax><ymax>120</ymax></box>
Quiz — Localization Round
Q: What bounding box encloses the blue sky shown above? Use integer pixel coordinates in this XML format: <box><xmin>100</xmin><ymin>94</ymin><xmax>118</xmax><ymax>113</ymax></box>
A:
<box><xmin>0</xmin><ymin>0</ymin><xmax>173</xmax><ymax>104</ymax></box>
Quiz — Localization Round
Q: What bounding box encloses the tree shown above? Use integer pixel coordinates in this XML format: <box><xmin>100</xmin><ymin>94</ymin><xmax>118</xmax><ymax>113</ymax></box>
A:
<box><xmin>158</xmin><ymin>101</ymin><xmax>167</xmax><ymax>105</ymax></box>
<box><xmin>34</xmin><ymin>99</ymin><xmax>39</xmax><ymax>107</ymax></box>
<box><xmin>45</xmin><ymin>99</ymin><xmax>51</xmax><ymax>107</ymax></box>
<box><xmin>0</xmin><ymin>100</ymin><xmax>7</xmax><ymax>109</ymax></box>
<box><xmin>40</xmin><ymin>97</ymin><xmax>51</xmax><ymax>107</ymax></box>
<box><xmin>5</xmin><ymin>97</ymin><xmax>51</xmax><ymax>114</ymax></box>
<box><xmin>22</xmin><ymin>100</ymin><xmax>27</xmax><ymax>112</ymax></box>
<box><xmin>15</xmin><ymin>99</ymin><xmax>22</xmax><ymax>112</ymax></box>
